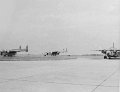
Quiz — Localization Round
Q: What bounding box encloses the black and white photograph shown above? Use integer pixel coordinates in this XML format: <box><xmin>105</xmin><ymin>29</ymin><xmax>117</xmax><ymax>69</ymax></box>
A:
<box><xmin>0</xmin><ymin>0</ymin><xmax>119</xmax><ymax>92</ymax></box>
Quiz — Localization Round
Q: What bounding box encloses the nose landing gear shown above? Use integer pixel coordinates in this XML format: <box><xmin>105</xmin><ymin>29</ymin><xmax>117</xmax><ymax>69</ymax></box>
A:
<box><xmin>104</xmin><ymin>56</ymin><xmax>107</xmax><ymax>59</ymax></box>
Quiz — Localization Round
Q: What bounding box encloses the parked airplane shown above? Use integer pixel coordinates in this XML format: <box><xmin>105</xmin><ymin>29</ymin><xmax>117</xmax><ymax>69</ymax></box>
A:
<box><xmin>44</xmin><ymin>48</ymin><xmax>67</xmax><ymax>56</ymax></box>
<box><xmin>0</xmin><ymin>45</ymin><xmax>28</xmax><ymax>57</ymax></box>
<box><xmin>94</xmin><ymin>43</ymin><xmax>120</xmax><ymax>59</ymax></box>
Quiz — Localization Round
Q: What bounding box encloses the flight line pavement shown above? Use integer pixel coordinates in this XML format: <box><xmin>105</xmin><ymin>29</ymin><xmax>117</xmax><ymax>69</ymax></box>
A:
<box><xmin>0</xmin><ymin>57</ymin><xmax>119</xmax><ymax>92</ymax></box>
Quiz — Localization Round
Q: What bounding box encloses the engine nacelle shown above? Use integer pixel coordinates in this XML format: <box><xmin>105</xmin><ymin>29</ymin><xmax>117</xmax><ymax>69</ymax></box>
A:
<box><xmin>101</xmin><ymin>50</ymin><xmax>106</xmax><ymax>54</ymax></box>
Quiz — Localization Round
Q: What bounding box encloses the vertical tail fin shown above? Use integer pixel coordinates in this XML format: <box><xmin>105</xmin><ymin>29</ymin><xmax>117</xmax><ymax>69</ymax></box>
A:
<box><xmin>113</xmin><ymin>42</ymin><xmax>114</xmax><ymax>48</ymax></box>
<box><xmin>26</xmin><ymin>45</ymin><xmax>28</xmax><ymax>52</ymax></box>
<box><xmin>63</xmin><ymin>48</ymin><xmax>67</xmax><ymax>53</ymax></box>
<box><xmin>19</xmin><ymin>46</ymin><xmax>21</xmax><ymax>50</ymax></box>
<box><xmin>66</xmin><ymin>48</ymin><xmax>67</xmax><ymax>52</ymax></box>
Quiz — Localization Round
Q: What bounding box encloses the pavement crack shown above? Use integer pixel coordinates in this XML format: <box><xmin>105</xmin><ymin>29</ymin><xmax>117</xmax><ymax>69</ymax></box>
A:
<box><xmin>90</xmin><ymin>69</ymin><xmax>118</xmax><ymax>92</ymax></box>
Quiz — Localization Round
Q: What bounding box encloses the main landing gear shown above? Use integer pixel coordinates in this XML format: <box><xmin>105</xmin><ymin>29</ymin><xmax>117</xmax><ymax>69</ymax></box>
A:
<box><xmin>104</xmin><ymin>56</ymin><xmax>107</xmax><ymax>59</ymax></box>
<box><xmin>104</xmin><ymin>56</ymin><xmax>111</xmax><ymax>59</ymax></box>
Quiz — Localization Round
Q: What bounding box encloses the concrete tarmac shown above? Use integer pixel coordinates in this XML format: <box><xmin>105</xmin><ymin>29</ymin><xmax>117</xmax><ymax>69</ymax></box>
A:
<box><xmin>0</xmin><ymin>58</ymin><xmax>119</xmax><ymax>92</ymax></box>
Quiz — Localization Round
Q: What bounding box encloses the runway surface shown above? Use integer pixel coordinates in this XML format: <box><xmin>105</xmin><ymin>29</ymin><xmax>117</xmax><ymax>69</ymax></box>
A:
<box><xmin>0</xmin><ymin>57</ymin><xmax>119</xmax><ymax>92</ymax></box>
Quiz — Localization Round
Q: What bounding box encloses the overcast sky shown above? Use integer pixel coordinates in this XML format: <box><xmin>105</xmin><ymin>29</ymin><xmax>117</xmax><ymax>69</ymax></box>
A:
<box><xmin>0</xmin><ymin>0</ymin><xmax>119</xmax><ymax>54</ymax></box>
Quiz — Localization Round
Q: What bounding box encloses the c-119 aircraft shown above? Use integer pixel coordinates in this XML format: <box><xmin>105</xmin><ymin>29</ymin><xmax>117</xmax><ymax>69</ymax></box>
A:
<box><xmin>0</xmin><ymin>45</ymin><xmax>28</xmax><ymax>57</ymax></box>
<box><xmin>44</xmin><ymin>48</ymin><xmax>68</xmax><ymax>56</ymax></box>
<box><xmin>94</xmin><ymin>43</ymin><xmax>120</xmax><ymax>59</ymax></box>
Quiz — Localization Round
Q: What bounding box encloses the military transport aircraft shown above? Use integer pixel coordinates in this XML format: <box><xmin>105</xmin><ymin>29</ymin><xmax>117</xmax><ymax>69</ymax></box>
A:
<box><xmin>44</xmin><ymin>48</ymin><xmax>68</xmax><ymax>56</ymax></box>
<box><xmin>95</xmin><ymin>43</ymin><xmax>120</xmax><ymax>59</ymax></box>
<box><xmin>0</xmin><ymin>45</ymin><xmax>28</xmax><ymax>57</ymax></box>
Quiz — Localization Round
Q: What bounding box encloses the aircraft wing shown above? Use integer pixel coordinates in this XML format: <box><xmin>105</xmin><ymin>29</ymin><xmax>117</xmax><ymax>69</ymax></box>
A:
<box><xmin>94</xmin><ymin>49</ymin><xmax>120</xmax><ymax>52</ymax></box>
<box><xmin>94</xmin><ymin>50</ymin><xmax>107</xmax><ymax>51</ymax></box>
<box><xmin>10</xmin><ymin>49</ymin><xmax>21</xmax><ymax>52</ymax></box>
<box><xmin>10</xmin><ymin>45</ymin><xmax>28</xmax><ymax>52</ymax></box>
<box><xmin>115</xmin><ymin>50</ymin><xmax>120</xmax><ymax>51</ymax></box>
<box><xmin>9</xmin><ymin>50</ymin><xmax>17</xmax><ymax>54</ymax></box>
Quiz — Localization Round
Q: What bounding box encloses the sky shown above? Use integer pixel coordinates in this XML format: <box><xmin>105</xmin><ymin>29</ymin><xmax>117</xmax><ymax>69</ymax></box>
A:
<box><xmin>0</xmin><ymin>0</ymin><xmax>119</xmax><ymax>54</ymax></box>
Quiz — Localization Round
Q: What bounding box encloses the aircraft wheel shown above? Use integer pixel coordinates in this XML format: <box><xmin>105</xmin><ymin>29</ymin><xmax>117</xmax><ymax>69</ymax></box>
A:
<box><xmin>104</xmin><ymin>56</ymin><xmax>107</xmax><ymax>59</ymax></box>
<box><xmin>108</xmin><ymin>57</ymin><xmax>111</xmax><ymax>59</ymax></box>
